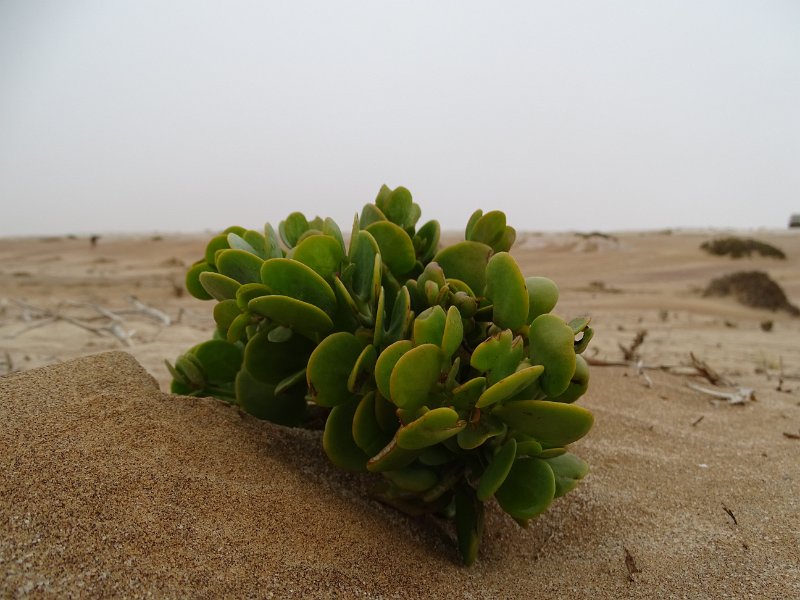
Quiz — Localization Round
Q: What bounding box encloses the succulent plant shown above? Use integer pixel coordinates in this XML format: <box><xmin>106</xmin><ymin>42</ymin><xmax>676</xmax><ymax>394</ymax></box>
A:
<box><xmin>168</xmin><ymin>184</ymin><xmax>595</xmax><ymax>565</ymax></box>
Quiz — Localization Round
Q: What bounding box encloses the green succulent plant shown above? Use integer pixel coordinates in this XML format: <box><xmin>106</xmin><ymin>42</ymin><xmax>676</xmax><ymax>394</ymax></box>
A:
<box><xmin>168</xmin><ymin>184</ymin><xmax>595</xmax><ymax>565</ymax></box>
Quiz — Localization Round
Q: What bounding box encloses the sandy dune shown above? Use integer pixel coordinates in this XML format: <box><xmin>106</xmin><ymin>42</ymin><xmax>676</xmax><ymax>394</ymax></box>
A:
<box><xmin>1</xmin><ymin>230</ymin><xmax>799</xmax><ymax>597</ymax></box>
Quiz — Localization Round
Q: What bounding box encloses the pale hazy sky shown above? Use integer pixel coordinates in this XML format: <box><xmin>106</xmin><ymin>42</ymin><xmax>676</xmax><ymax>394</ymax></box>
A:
<box><xmin>1</xmin><ymin>1</ymin><xmax>798</xmax><ymax>236</ymax></box>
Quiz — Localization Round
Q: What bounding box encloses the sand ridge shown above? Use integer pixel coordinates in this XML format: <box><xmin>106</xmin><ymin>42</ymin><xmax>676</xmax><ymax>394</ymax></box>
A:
<box><xmin>1</xmin><ymin>351</ymin><xmax>798</xmax><ymax>598</ymax></box>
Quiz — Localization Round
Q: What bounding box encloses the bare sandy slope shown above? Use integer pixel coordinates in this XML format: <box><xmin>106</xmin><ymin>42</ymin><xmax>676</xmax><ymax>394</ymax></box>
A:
<box><xmin>1</xmin><ymin>229</ymin><xmax>800</xmax><ymax>597</ymax></box>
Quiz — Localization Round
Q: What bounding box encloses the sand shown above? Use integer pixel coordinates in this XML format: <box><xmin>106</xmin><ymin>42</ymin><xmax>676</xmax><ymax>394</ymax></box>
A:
<box><xmin>2</xmin><ymin>230</ymin><xmax>800</xmax><ymax>597</ymax></box>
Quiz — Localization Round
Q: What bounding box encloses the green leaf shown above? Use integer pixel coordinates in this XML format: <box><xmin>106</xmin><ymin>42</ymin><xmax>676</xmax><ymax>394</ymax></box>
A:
<box><xmin>248</xmin><ymin>295</ymin><xmax>334</xmax><ymax>338</ymax></box>
<box><xmin>457</xmin><ymin>411</ymin><xmax>507</xmax><ymax>450</ymax></box>
<box><xmin>235</xmin><ymin>283</ymin><xmax>270</xmax><ymax>310</ymax></box>
<box><xmin>279</xmin><ymin>212</ymin><xmax>309</xmax><ymax>248</ymax></box>
<box><xmin>204</xmin><ymin>234</ymin><xmax>230</xmax><ymax>268</ymax></box>
<box><xmin>306</xmin><ymin>332</ymin><xmax>363</xmax><ymax>407</ymax></box>
<box><xmin>526</xmin><ymin>276</ymin><xmax>559</xmax><ymax>322</ymax></box>
<box><xmin>495</xmin><ymin>457</ymin><xmax>556</xmax><ymax>521</ymax></box>
<box><xmin>243</xmin><ymin>329</ymin><xmax>314</xmax><ymax>384</ymax></box>
<box><xmin>396</xmin><ymin>407</ymin><xmax>466</xmax><ymax>450</ymax></box>
<box><xmin>383</xmin><ymin>466</ymin><xmax>438</xmax><ymax>493</ymax></box>
<box><xmin>493</xmin><ymin>400</ymin><xmax>594</xmax><ymax>446</ymax></box>
<box><xmin>235</xmin><ymin>367</ymin><xmax>306</xmax><ymax>426</ymax></box>
<box><xmin>413</xmin><ymin>305</ymin><xmax>446</xmax><ymax>347</ymax></box>
<box><xmin>485</xmin><ymin>252</ymin><xmax>529</xmax><ymax>331</ymax></box>
<box><xmin>545</xmin><ymin>452</ymin><xmax>589</xmax><ymax>498</ymax></box>
<box><xmin>216</xmin><ymin>249</ymin><xmax>264</xmax><ymax>284</ymax></box>
<box><xmin>199</xmin><ymin>271</ymin><xmax>241</xmax><ymax>301</ymax></box>
<box><xmin>185</xmin><ymin>261</ymin><xmax>214</xmax><ymax>300</ymax></box>
<box><xmin>374</xmin><ymin>340</ymin><xmax>413</xmax><ymax>400</ymax></box>
<box><xmin>213</xmin><ymin>299</ymin><xmax>241</xmax><ymax>334</ymax></box>
<box><xmin>190</xmin><ymin>339</ymin><xmax>243</xmax><ymax>384</ymax></box>
<box><xmin>292</xmin><ymin>234</ymin><xmax>345</xmax><ymax>283</ymax></box>
<box><xmin>375</xmin><ymin>185</ymin><xmax>413</xmax><ymax>228</ymax></box>
<box><xmin>476</xmin><ymin>438</ymin><xmax>517</xmax><ymax>501</ymax></box>
<box><xmin>349</xmin><ymin>230</ymin><xmax>380</xmax><ymax>301</ymax></box>
<box><xmin>529</xmin><ymin>314</ymin><xmax>577</xmax><ymax>397</ymax></box>
<box><xmin>359</xmin><ymin>203</ymin><xmax>387</xmax><ymax>228</ymax></box>
<box><xmin>470</xmin><ymin>330</ymin><xmax>524</xmax><ymax>385</ymax></box>
<box><xmin>468</xmin><ymin>210</ymin><xmax>506</xmax><ymax>249</ymax></box>
<box><xmin>260</xmin><ymin>258</ymin><xmax>337</xmax><ymax>315</ymax></box>
<box><xmin>441</xmin><ymin>306</ymin><xmax>463</xmax><ymax>359</ymax></box>
<box><xmin>383</xmin><ymin>287</ymin><xmax>413</xmax><ymax>347</ymax></box>
<box><xmin>450</xmin><ymin>377</ymin><xmax>486</xmax><ymax>412</ymax></box>
<box><xmin>433</xmin><ymin>241</ymin><xmax>492</xmax><ymax>296</ymax></box>
<box><xmin>365</xmin><ymin>220</ymin><xmax>416</xmax><ymax>276</ymax></box>
<box><xmin>366</xmin><ymin>435</ymin><xmax>420</xmax><ymax>472</ymax></box>
<box><xmin>414</xmin><ymin>220</ymin><xmax>441</xmax><ymax>263</ymax></box>
<box><xmin>347</xmin><ymin>344</ymin><xmax>377</xmax><ymax>393</ymax></box>
<box><xmin>389</xmin><ymin>343</ymin><xmax>443</xmax><ymax>410</ymax></box>
<box><xmin>352</xmin><ymin>391</ymin><xmax>395</xmax><ymax>456</ymax></box>
<box><xmin>475</xmin><ymin>365</ymin><xmax>544</xmax><ymax>408</ymax></box>
<box><xmin>465</xmin><ymin>209</ymin><xmax>482</xmax><ymax>239</ymax></box>
<box><xmin>550</xmin><ymin>354</ymin><xmax>590</xmax><ymax>403</ymax></box>
<box><xmin>323</xmin><ymin>397</ymin><xmax>368</xmax><ymax>471</ymax></box>
<box><xmin>263</xmin><ymin>223</ymin><xmax>284</xmax><ymax>258</ymax></box>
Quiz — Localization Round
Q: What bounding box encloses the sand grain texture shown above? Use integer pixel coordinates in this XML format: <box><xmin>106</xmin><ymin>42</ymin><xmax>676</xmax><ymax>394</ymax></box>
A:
<box><xmin>2</xmin><ymin>352</ymin><xmax>798</xmax><ymax>599</ymax></box>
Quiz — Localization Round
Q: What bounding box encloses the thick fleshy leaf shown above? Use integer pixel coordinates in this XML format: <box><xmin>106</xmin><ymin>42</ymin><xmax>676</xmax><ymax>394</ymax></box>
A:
<box><xmin>383</xmin><ymin>286</ymin><xmax>413</xmax><ymax>347</ymax></box>
<box><xmin>352</xmin><ymin>391</ymin><xmax>395</xmax><ymax>456</ymax></box>
<box><xmin>375</xmin><ymin>184</ymin><xmax>413</xmax><ymax>228</ymax></box>
<box><xmin>235</xmin><ymin>368</ymin><xmax>306</xmax><ymax>425</ymax></box>
<box><xmin>347</xmin><ymin>344</ymin><xmax>377</xmax><ymax>393</ymax></box>
<box><xmin>465</xmin><ymin>209</ymin><xmax>483</xmax><ymax>239</ymax></box>
<box><xmin>457</xmin><ymin>411</ymin><xmax>507</xmax><ymax>450</ymax></box>
<box><xmin>278</xmin><ymin>212</ymin><xmax>309</xmax><ymax>248</ymax></box>
<box><xmin>476</xmin><ymin>438</ymin><xmax>517</xmax><ymax>501</ymax></box>
<box><xmin>455</xmin><ymin>484</ymin><xmax>484</xmax><ymax>566</ymax></box>
<box><xmin>216</xmin><ymin>249</ymin><xmax>264</xmax><ymax>284</ymax></box>
<box><xmin>263</xmin><ymin>223</ymin><xmax>284</xmax><ymax>258</ymax></box>
<box><xmin>495</xmin><ymin>226</ymin><xmax>516</xmax><ymax>253</ymax></box>
<box><xmin>235</xmin><ymin>283</ymin><xmax>270</xmax><ymax>310</ymax></box>
<box><xmin>529</xmin><ymin>314</ymin><xmax>577</xmax><ymax>397</ymax></box>
<box><xmin>495</xmin><ymin>457</ymin><xmax>556</xmax><ymax>521</ymax></box>
<box><xmin>414</xmin><ymin>220</ymin><xmax>441</xmax><ymax>263</ymax></box>
<box><xmin>292</xmin><ymin>234</ymin><xmax>344</xmax><ymax>283</ymax></box>
<box><xmin>227</xmin><ymin>232</ymin><xmax>259</xmax><ymax>257</ymax></box>
<box><xmin>374</xmin><ymin>340</ymin><xmax>413</xmax><ymax>400</ymax></box>
<box><xmin>515</xmin><ymin>439</ymin><xmax>543</xmax><ymax>456</ymax></box>
<box><xmin>441</xmin><ymin>306</ymin><xmax>463</xmax><ymax>358</ymax></box>
<box><xmin>485</xmin><ymin>252</ymin><xmax>529</xmax><ymax>331</ymax></box>
<box><xmin>185</xmin><ymin>261</ymin><xmax>213</xmax><ymax>300</ymax></box>
<box><xmin>199</xmin><ymin>271</ymin><xmax>241</xmax><ymax>301</ymax></box>
<box><xmin>418</xmin><ymin>444</ymin><xmax>454</xmax><ymax>466</ymax></box>
<box><xmin>365</xmin><ymin>221</ymin><xmax>416</xmax><ymax>276</ymax></box>
<box><xmin>359</xmin><ymin>203</ymin><xmax>387</xmax><ymax>228</ymax></box>
<box><xmin>226</xmin><ymin>312</ymin><xmax>251</xmax><ymax>343</ymax></box>
<box><xmin>468</xmin><ymin>210</ymin><xmax>506</xmax><ymax>248</ymax></box>
<box><xmin>244</xmin><ymin>329</ymin><xmax>314</xmax><ymax>384</ymax></box>
<box><xmin>213</xmin><ymin>299</ymin><xmax>241</xmax><ymax>335</ymax></box>
<box><xmin>383</xmin><ymin>466</ymin><xmax>438</xmax><ymax>493</ymax></box>
<box><xmin>323</xmin><ymin>397</ymin><xmax>368</xmax><ymax>471</ymax></box>
<box><xmin>396</xmin><ymin>407</ymin><xmax>466</xmax><ymax>449</ymax></box>
<box><xmin>349</xmin><ymin>230</ymin><xmax>380</xmax><ymax>301</ymax></box>
<box><xmin>389</xmin><ymin>343</ymin><xmax>443</xmax><ymax>410</ymax></box>
<box><xmin>322</xmin><ymin>217</ymin><xmax>345</xmax><ymax>254</ymax></box>
<box><xmin>450</xmin><ymin>377</ymin><xmax>486</xmax><ymax>412</ymax></box>
<box><xmin>476</xmin><ymin>365</ymin><xmax>544</xmax><ymax>408</ymax></box>
<box><xmin>248</xmin><ymin>295</ymin><xmax>333</xmax><ymax>338</ymax></box>
<box><xmin>366</xmin><ymin>435</ymin><xmax>420</xmax><ymax>472</ymax></box>
<box><xmin>433</xmin><ymin>241</ymin><xmax>492</xmax><ymax>296</ymax></box>
<box><xmin>204</xmin><ymin>234</ymin><xmax>230</xmax><ymax>268</ymax></box>
<box><xmin>470</xmin><ymin>330</ymin><xmax>524</xmax><ymax>385</ymax></box>
<box><xmin>551</xmin><ymin>354</ymin><xmax>590</xmax><ymax>403</ymax></box>
<box><xmin>493</xmin><ymin>400</ymin><xmax>594</xmax><ymax>446</ymax></box>
<box><xmin>545</xmin><ymin>452</ymin><xmax>589</xmax><ymax>498</ymax></box>
<box><xmin>190</xmin><ymin>339</ymin><xmax>243</xmax><ymax>384</ymax></box>
<box><xmin>413</xmin><ymin>305</ymin><xmax>446</xmax><ymax>347</ymax></box>
<box><xmin>306</xmin><ymin>332</ymin><xmax>363</xmax><ymax>407</ymax></box>
<box><xmin>526</xmin><ymin>276</ymin><xmax>559</xmax><ymax>322</ymax></box>
<box><xmin>260</xmin><ymin>258</ymin><xmax>336</xmax><ymax>315</ymax></box>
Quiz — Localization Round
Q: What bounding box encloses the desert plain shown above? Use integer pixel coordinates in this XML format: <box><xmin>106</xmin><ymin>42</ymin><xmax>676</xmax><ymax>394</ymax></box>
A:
<box><xmin>1</xmin><ymin>229</ymin><xmax>799</xmax><ymax>598</ymax></box>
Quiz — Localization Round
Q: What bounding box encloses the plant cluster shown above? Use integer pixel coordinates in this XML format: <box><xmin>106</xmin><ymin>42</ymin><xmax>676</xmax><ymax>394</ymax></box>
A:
<box><xmin>168</xmin><ymin>185</ymin><xmax>595</xmax><ymax>565</ymax></box>
<box><xmin>703</xmin><ymin>270</ymin><xmax>800</xmax><ymax>316</ymax></box>
<box><xmin>700</xmin><ymin>237</ymin><xmax>786</xmax><ymax>259</ymax></box>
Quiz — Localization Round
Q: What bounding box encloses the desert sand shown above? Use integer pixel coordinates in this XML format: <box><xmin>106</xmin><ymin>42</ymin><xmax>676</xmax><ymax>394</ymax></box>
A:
<box><xmin>1</xmin><ymin>230</ymin><xmax>799</xmax><ymax>598</ymax></box>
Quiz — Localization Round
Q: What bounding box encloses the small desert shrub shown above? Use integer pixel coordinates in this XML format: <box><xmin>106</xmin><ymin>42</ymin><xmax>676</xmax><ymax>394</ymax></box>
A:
<box><xmin>703</xmin><ymin>271</ymin><xmax>799</xmax><ymax>316</ymax></box>
<box><xmin>700</xmin><ymin>237</ymin><xmax>786</xmax><ymax>259</ymax></box>
<box><xmin>167</xmin><ymin>185</ymin><xmax>595</xmax><ymax>565</ymax></box>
